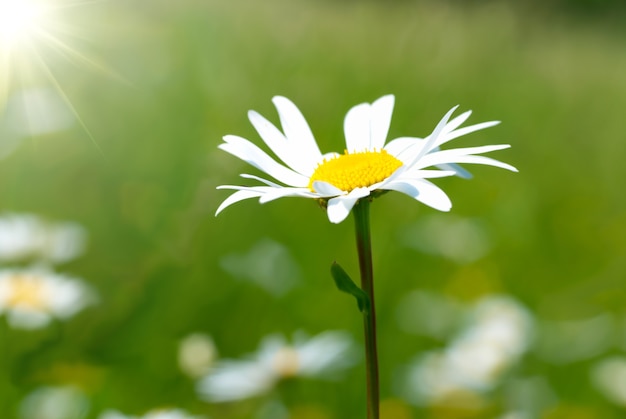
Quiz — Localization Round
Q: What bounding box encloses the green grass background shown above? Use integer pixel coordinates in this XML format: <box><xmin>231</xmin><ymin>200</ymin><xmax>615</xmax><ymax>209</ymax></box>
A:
<box><xmin>2</xmin><ymin>0</ymin><xmax>626</xmax><ymax>417</ymax></box>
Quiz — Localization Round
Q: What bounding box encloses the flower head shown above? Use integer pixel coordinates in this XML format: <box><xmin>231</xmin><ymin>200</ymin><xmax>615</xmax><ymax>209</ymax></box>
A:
<box><xmin>0</xmin><ymin>213</ymin><xmax>86</xmax><ymax>263</ymax></box>
<box><xmin>592</xmin><ymin>356</ymin><xmax>626</xmax><ymax>407</ymax></box>
<box><xmin>216</xmin><ymin>95</ymin><xmax>516</xmax><ymax>224</ymax></box>
<box><xmin>196</xmin><ymin>330</ymin><xmax>357</xmax><ymax>402</ymax></box>
<box><xmin>20</xmin><ymin>386</ymin><xmax>89</xmax><ymax>419</ymax></box>
<box><xmin>402</xmin><ymin>296</ymin><xmax>533</xmax><ymax>406</ymax></box>
<box><xmin>178</xmin><ymin>333</ymin><xmax>218</xmax><ymax>378</ymax></box>
<box><xmin>0</xmin><ymin>267</ymin><xmax>95</xmax><ymax>329</ymax></box>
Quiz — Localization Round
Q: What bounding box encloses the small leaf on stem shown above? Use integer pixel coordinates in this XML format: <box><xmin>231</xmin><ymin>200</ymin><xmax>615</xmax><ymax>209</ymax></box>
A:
<box><xmin>330</xmin><ymin>262</ymin><xmax>371</xmax><ymax>313</ymax></box>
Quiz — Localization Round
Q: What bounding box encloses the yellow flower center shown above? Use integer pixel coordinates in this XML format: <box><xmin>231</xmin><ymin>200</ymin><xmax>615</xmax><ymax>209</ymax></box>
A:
<box><xmin>273</xmin><ymin>347</ymin><xmax>300</xmax><ymax>378</ymax></box>
<box><xmin>308</xmin><ymin>150</ymin><xmax>403</xmax><ymax>192</ymax></box>
<box><xmin>6</xmin><ymin>275</ymin><xmax>48</xmax><ymax>310</ymax></box>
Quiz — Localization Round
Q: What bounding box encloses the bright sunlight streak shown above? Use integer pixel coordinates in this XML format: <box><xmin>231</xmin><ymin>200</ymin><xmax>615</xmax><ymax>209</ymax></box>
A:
<box><xmin>1</xmin><ymin>0</ymin><xmax>58</xmax><ymax>110</ymax></box>
<box><xmin>0</xmin><ymin>0</ymin><xmax>46</xmax><ymax>49</ymax></box>
<box><xmin>0</xmin><ymin>0</ymin><xmax>115</xmax><ymax>153</ymax></box>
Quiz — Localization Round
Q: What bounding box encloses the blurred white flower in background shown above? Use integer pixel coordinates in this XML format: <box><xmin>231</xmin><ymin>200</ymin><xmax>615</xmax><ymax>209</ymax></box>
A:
<box><xmin>591</xmin><ymin>356</ymin><xmax>626</xmax><ymax>407</ymax></box>
<box><xmin>19</xmin><ymin>386</ymin><xmax>89</xmax><ymax>419</ymax></box>
<box><xmin>196</xmin><ymin>330</ymin><xmax>358</xmax><ymax>402</ymax></box>
<box><xmin>459</xmin><ymin>297</ymin><xmax>533</xmax><ymax>363</ymax></box>
<box><xmin>400</xmin><ymin>215</ymin><xmax>492</xmax><ymax>264</ymax></box>
<box><xmin>178</xmin><ymin>333</ymin><xmax>218</xmax><ymax>378</ymax></box>
<box><xmin>0</xmin><ymin>267</ymin><xmax>95</xmax><ymax>329</ymax></box>
<box><xmin>401</xmin><ymin>296</ymin><xmax>533</xmax><ymax>407</ymax></box>
<box><xmin>0</xmin><ymin>87</ymin><xmax>74</xmax><ymax>159</ymax></box>
<box><xmin>220</xmin><ymin>238</ymin><xmax>301</xmax><ymax>296</ymax></box>
<box><xmin>0</xmin><ymin>213</ymin><xmax>87</xmax><ymax>263</ymax></box>
<box><xmin>99</xmin><ymin>408</ymin><xmax>205</xmax><ymax>419</ymax></box>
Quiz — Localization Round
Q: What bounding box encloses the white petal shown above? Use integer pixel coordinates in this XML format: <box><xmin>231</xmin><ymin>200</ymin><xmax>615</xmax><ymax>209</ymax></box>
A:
<box><xmin>415</xmin><ymin>149</ymin><xmax>518</xmax><ymax>172</ymax></box>
<box><xmin>433</xmin><ymin>120</ymin><xmax>501</xmax><ymax>149</ymax></box>
<box><xmin>258</xmin><ymin>188</ymin><xmax>318</xmax><ymax>203</ymax></box>
<box><xmin>218</xmin><ymin>185</ymin><xmax>319</xmax><ymax>205</ymax></box>
<box><xmin>257</xmin><ymin>334</ymin><xmax>289</xmax><ymax>365</ymax></box>
<box><xmin>326</xmin><ymin>188</ymin><xmax>370</xmax><ymax>224</ymax></box>
<box><xmin>442</xmin><ymin>110</ymin><xmax>472</xmax><ymax>135</ymax></box>
<box><xmin>296</xmin><ymin>331</ymin><xmax>357</xmax><ymax>377</ymax></box>
<box><xmin>215</xmin><ymin>190</ymin><xmax>263</xmax><ymax>216</ymax></box>
<box><xmin>399</xmin><ymin>169</ymin><xmax>458</xmax><ymax>179</ymax></box>
<box><xmin>312</xmin><ymin>181</ymin><xmax>343</xmax><ymax>196</ymax></box>
<box><xmin>385</xmin><ymin>137</ymin><xmax>427</xmax><ymax>166</ymax></box>
<box><xmin>327</xmin><ymin>198</ymin><xmax>357</xmax><ymax>224</ymax></box>
<box><xmin>248</xmin><ymin>110</ymin><xmax>306</xmax><ymax>174</ymax></box>
<box><xmin>370</xmin><ymin>95</ymin><xmax>395</xmax><ymax>150</ymax></box>
<box><xmin>48</xmin><ymin>279</ymin><xmax>93</xmax><ymax>318</ymax></box>
<box><xmin>384</xmin><ymin>136</ymin><xmax>421</xmax><ymax>155</ymax></box>
<box><xmin>196</xmin><ymin>360</ymin><xmax>275</xmax><ymax>402</ymax></box>
<box><xmin>370</xmin><ymin>165</ymin><xmax>407</xmax><ymax>190</ymax></box>
<box><xmin>220</xmin><ymin>135</ymin><xmax>309</xmax><ymax>187</ymax></box>
<box><xmin>7</xmin><ymin>308</ymin><xmax>51</xmax><ymax>329</ymax></box>
<box><xmin>418</xmin><ymin>144</ymin><xmax>511</xmax><ymax>165</ymax></box>
<box><xmin>272</xmin><ymin>96</ymin><xmax>323</xmax><ymax>174</ymax></box>
<box><xmin>343</xmin><ymin>103</ymin><xmax>371</xmax><ymax>153</ymax></box>
<box><xmin>453</xmin><ymin>155</ymin><xmax>518</xmax><ymax>172</ymax></box>
<box><xmin>386</xmin><ymin>139</ymin><xmax>473</xmax><ymax>178</ymax></box>
<box><xmin>240</xmin><ymin>174</ymin><xmax>282</xmax><ymax>187</ymax></box>
<box><xmin>409</xmin><ymin>106</ymin><xmax>460</xmax><ymax>166</ymax></box>
<box><xmin>382</xmin><ymin>179</ymin><xmax>452</xmax><ymax>212</ymax></box>
<box><xmin>436</xmin><ymin>163</ymin><xmax>473</xmax><ymax>179</ymax></box>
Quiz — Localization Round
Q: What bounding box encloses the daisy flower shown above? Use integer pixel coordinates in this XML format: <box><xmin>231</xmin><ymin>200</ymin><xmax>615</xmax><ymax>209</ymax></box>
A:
<box><xmin>592</xmin><ymin>356</ymin><xmax>626</xmax><ymax>407</ymax></box>
<box><xmin>196</xmin><ymin>330</ymin><xmax>357</xmax><ymax>402</ymax></box>
<box><xmin>402</xmin><ymin>296</ymin><xmax>533</xmax><ymax>406</ymax></box>
<box><xmin>216</xmin><ymin>95</ymin><xmax>517</xmax><ymax>224</ymax></box>
<box><xmin>20</xmin><ymin>386</ymin><xmax>89</xmax><ymax>419</ymax></box>
<box><xmin>0</xmin><ymin>267</ymin><xmax>95</xmax><ymax>329</ymax></box>
<box><xmin>178</xmin><ymin>333</ymin><xmax>219</xmax><ymax>378</ymax></box>
<box><xmin>0</xmin><ymin>213</ymin><xmax>86</xmax><ymax>263</ymax></box>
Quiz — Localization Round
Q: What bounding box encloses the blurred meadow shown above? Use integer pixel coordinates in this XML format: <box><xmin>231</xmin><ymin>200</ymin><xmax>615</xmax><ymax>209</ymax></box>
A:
<box><xmin>2</xmin><ymin>0</ymin><xmax>626</xmax><ymax>417</ymax></box>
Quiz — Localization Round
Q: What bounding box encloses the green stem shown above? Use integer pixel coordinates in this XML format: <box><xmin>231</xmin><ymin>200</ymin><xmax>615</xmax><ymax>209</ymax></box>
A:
<box><xmin>353</xmin><ymin>199</ymin><xmax>379</xmax><ymax>419</ymax></box>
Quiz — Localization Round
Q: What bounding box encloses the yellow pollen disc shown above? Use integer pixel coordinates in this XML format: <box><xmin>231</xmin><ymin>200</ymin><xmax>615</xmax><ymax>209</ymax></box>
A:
<box><xmin>308</xmin><ymin>149</ymin><xmax>403</xmax><ymax>192</ymax></box>
<box><xmin>6</xmin><ymin>275</ymin><xmax>48</xmax><ymax>310</ymax></box>
<box><xmin>273</xmin><ymin>347</ymin><xmax>300</xmax><ymax>378</ymax></box>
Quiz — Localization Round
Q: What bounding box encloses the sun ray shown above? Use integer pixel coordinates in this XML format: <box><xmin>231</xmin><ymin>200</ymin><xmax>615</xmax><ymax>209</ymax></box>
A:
<box><xmin>35</xmin><ymin>28</ymin><xmax>129</xmax><ymax>84</ymax></box>
<box><xmin>0</xmin><ymin>0</ymin><xmax>120</xmax><ymax>156</ymax></box>
<box><xmin>28</xmin><ymin>45</ymin><xmax>105</xmax><ymax>156</ymax></box>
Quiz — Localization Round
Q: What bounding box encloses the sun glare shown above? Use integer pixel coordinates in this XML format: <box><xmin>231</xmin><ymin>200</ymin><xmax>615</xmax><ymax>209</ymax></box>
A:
<box><xmin>0</xmin><ymin>0</ymin><xmax>45</xmax><ymax>48</ymax></box>
<box><xmin>1</xmin><ymin>0</ymin><xmax>50</xmax><ymax>110</ymax></box>
<box><xmin>0</xmin><ymin>0</ymin><xmax>113</xmax><ymax>153</ymax></box>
